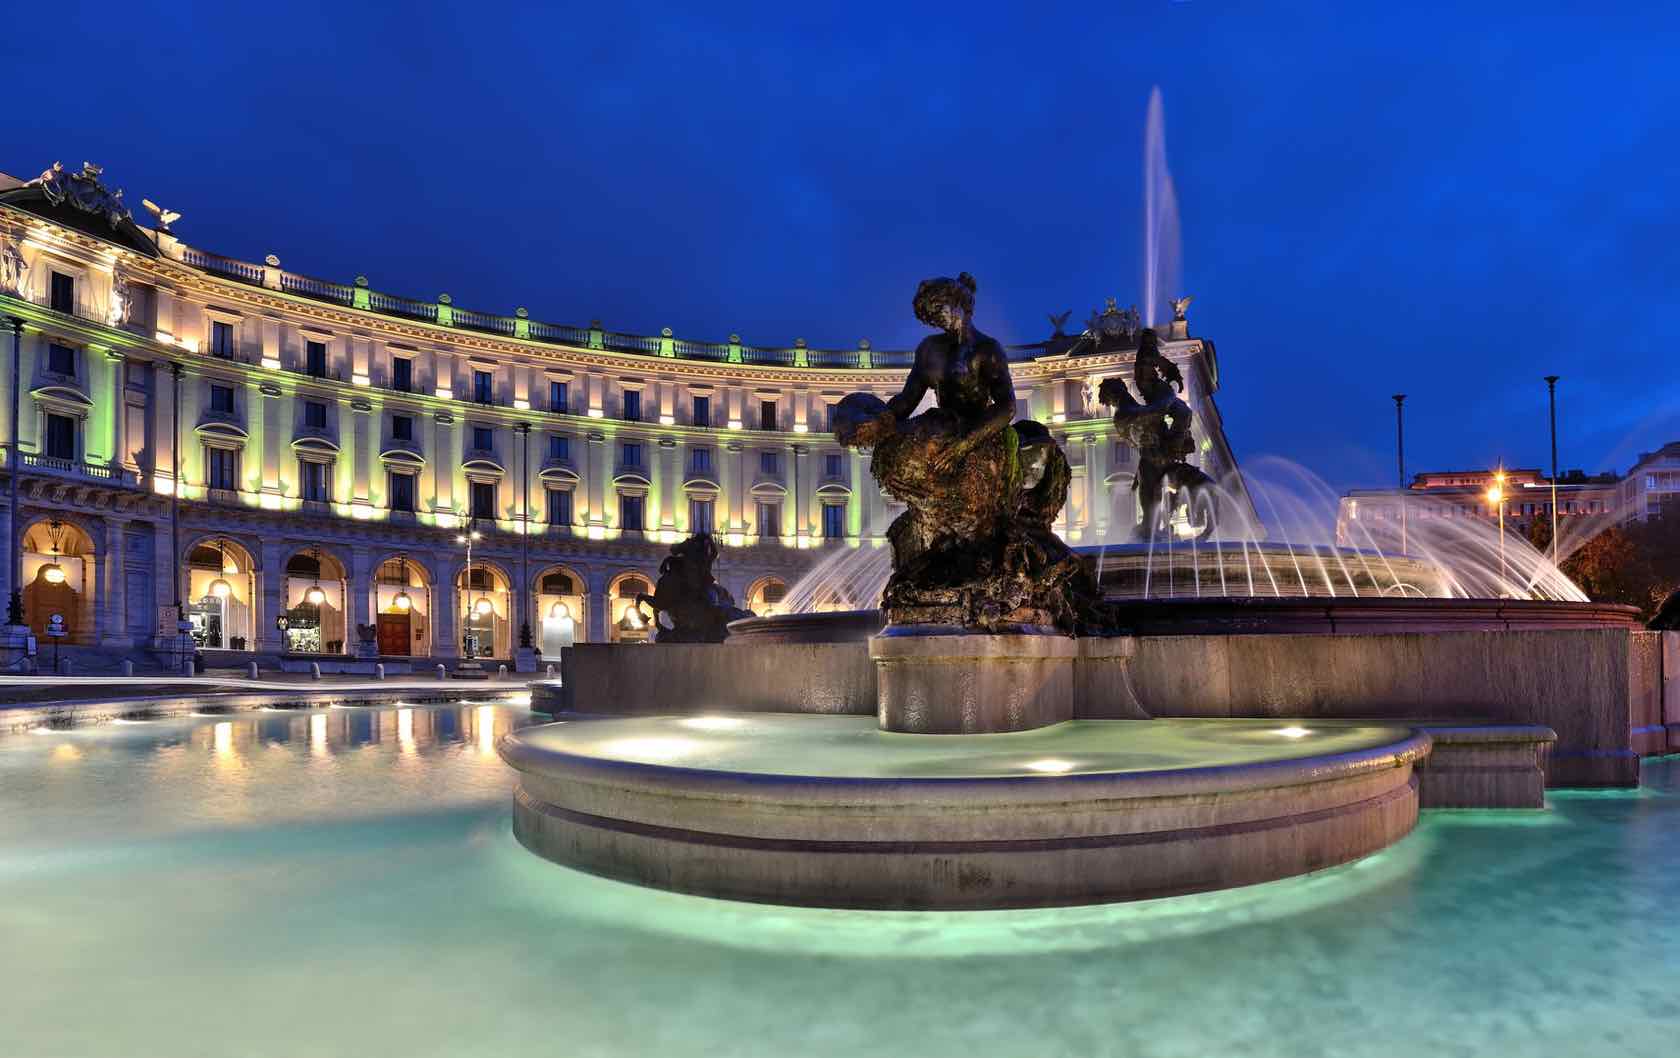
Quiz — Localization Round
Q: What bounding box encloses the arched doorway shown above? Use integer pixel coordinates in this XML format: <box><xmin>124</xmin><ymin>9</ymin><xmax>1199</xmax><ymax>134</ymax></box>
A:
<box><xmin>374</xmin><ymin>554</ymin><xmax>431</xmax><ymax>657</ymax></box>
<box><xmin>282</xmin><ymin>547</ymin><xmax>349</xmax><ymax>655</ymax></box>
<box><xmin>745</xmin><ymin>576</ymin><xmax>788</xmax><ymax>617</ymax></box>
<box><xmin>185</xmin><ymin>538</ymin><xmax>256</xmax><ymax>651</ymax></box>
<box><xmin>607</xmin><ymin>571</ymin><xmax>654</xmax><ymax>643</ymax></box>
<box><xmin>534</xmin><ymin>565</ymin><xmax>586</xmax><ymax>658</ymax></box>
<box><xmin>456</xmin><ymin>562</ymin><xmax>511</xmax><ymax>660</ymax></box>
<box><xmin>21</xmin><ymin>518</ymin><xmax>95</xmax><ymax>645</ymax></box>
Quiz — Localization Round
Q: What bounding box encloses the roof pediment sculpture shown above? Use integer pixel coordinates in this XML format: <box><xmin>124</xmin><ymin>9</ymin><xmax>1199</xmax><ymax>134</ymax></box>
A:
<box><xmin>29</xmin><ymin>162</ymin><xmax>133</xmax><ymax>230</ymax></box>
<box><xmin>1083</xmin><ymin>298</ymin><xmax>1141</xmax><ymax>353</ymax></box>
<box><xmin>0</xmin><ymin>240</ymin><xmax>27</xmax><ymax>298</ymax></box>
<box><xmin>1170</xmin><ymin>295</ymin><xmax>1193</xmax><ymax>322</ymax></box>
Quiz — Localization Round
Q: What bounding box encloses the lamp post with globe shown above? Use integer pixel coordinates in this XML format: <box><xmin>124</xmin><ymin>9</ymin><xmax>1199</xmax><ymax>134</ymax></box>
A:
<box><xmin>452</xmin><ymin>529</ymin><xmax>489</xmax><ymax>679</ymax></box>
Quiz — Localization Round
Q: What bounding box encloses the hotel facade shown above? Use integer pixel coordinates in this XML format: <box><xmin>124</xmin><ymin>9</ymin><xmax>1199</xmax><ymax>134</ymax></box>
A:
<box><xmin>0</xmin><ymin>161</ymin><xmax>1239</xmax><ymax>664</ymax></box>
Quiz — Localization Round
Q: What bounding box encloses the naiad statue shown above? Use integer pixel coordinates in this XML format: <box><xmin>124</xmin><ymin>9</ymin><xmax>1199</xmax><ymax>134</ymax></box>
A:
<box><xmin>833</xmin><ymin>272</ymin><xmax>1112</xmax><ymax>633</ymax></box>
<box><xmin>634</xmin><ymin>533</ymin><xmax>754</xmax><ymax>642</ymax></box>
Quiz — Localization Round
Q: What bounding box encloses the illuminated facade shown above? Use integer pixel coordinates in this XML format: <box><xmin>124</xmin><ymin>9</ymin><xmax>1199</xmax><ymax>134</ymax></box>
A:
<box><xmin>0</xmin><ymin>162</ymin><xmax>1240</xmax><ymax>659</ymax></box>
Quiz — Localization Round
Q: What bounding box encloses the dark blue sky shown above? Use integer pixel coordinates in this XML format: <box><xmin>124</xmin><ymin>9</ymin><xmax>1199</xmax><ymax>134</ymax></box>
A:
<box><xmin>6</xmin><ymin>1</ymin><xmax>1677</xmax><ymax>489</ymax></box>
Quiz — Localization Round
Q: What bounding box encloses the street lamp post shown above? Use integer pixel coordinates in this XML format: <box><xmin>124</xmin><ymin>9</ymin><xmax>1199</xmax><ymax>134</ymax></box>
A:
<box><xmin>452</xmin><ymin>528</ymin><xmax>488</xmax><ymax>678</ymax></box>
<box><xmin>1488</xmin><ymin>468</ymin><xmax>1507</xmax><ymax>593</ymax></box>
<box><xmin>7</xmin><ymin>316</ymin><xmax>24</xmax><ymax>627</ymax></box>
<box><xmin>515</xmin><ymin>423</ymin><xmax>532</xmax><ymax>662</ymax></box>
<box><xmin>1392</xmin><ymin>394</ymin><xmax>1407</xmax><ymax>554</ymax></box>
<box><xmin>1544</xmin><ymin>375</ymin><xmax>1560</xmax><ymax>568</ymax></box>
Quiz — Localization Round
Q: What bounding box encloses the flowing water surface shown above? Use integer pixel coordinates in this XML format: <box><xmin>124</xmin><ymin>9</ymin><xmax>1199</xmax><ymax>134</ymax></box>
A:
<box><xmin>2</xmin><ymin>703</ymin><xmax>1676</xmax><ymax>1057</ymax></box>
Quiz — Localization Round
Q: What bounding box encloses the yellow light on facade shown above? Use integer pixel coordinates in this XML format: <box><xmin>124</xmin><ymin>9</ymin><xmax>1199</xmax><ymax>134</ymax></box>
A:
<box><xmin>548</xmin><ymin>601</ymin><xmax>570</xmax><ymax>620</ymax></box>
<box><xmin>514</xmin><ymin>399</ymin><xmax>531</xmax><ymax>410</ymax></box>
<box><xmin>474</xmin><ymin>597</ymin><xmax>494</xmax><ymax>617</ymax></box>
<box><xmin>393</xmin><ymin>591</ymin><xmax>412</xmax><ymax>612</ymax></box>
<box><xmin>352</xmin><ymin>373</ymin><xmax>371</xmax><ymax>387</ymax></box>
<box><xmin>42</xmin><ymin>563</ymin><xmax>66</xmax><ymax>585</ymax></box>
<box><xmin>587</xmin><ymin>408</ymin><xmax>605</xmax><ymax>419</ymax></box>
<box><xmin>1050</xmin><ymin>412</ymin><xmax>1067</xmax><ymax>424</ymax></box>
<box><xmin>792</xmin><ymin>423</ymin><xmax>809</xmax><ymax>433</ymax></box>
<box><xmin>727</xmin><ymin>419</ymin><xmax>743</xmax><ymax>431</ymax></box>
<box><xmin>658</xmin><ymin>414</ymin><xmax>675</xmax><ymax>425</ymax></box>
<box><xmin>435</xmin><ymin>387</ymin><xmax>453</xmax><ymax>399</ymax></box>
<box><xmin>305</xmin><ymin>585</ymin><xmax>327</xmax><ymax>606</ymax></box>
<box><xmin>209</xmin><ymin>578</ymin><xmax>232</xmax><ymax>598</ymax></box>
<box><xmin>261</xmin><ymin>356</ymin><xmax>282</xmax><ymax>370</ymax></box>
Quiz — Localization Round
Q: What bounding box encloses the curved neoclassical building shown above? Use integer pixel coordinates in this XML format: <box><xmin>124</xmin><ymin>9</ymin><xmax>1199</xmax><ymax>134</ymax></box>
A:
<box><xmin>0</xmin><ymin>161</ymin><xmax>1243</xmax><ymax>664</ymax></box>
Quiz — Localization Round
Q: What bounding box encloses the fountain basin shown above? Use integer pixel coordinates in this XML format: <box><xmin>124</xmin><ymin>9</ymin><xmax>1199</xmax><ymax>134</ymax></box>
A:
<box><xmin>501</xmin><ymin>715</ymin><xmax>1429</xmax><ymax>909</ymax></box>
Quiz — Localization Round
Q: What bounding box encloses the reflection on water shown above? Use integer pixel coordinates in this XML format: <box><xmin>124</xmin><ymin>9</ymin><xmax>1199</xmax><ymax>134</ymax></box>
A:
<box><xmin>0</xmin><ymin>701</ymin><xmax>534</xmax><ymax>848</ymax></box>
<box><xmin>2</xmin><ymin>707</ymin><xmax>1678</xmax><ymax>1058</ymax></box>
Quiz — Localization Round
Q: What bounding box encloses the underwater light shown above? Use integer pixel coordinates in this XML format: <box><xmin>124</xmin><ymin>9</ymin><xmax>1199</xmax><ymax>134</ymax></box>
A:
<box><xmin>1024</xmin><ymin>758</ymin><xmax>1076</xmax><ymax>774</ymax></box>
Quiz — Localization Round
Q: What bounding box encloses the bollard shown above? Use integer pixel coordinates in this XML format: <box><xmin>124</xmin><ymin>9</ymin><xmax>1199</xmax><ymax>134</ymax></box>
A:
<box><xmin>375</xmin><ymin>663</ymin><xmax>385</xmax><ymax>681</ymax></box>
<box><xmin>545</xmin><ymin>664</ymin><xmax>555</xmax><ymax>679</ymax></box>
<box><xmin>57</xmin><ymin>657</ymin><xmax>72</xmax><ymax>676</ymax></box>
<box><xmin>182</xmin><ymin>656</ymin><xmax>194</xmax><ymax>677</ymax></box>
<box><xmin>497</xmin><ymin>664</ymin><xmax>508</xmax><ymax>679</ymax></box>
<box><xmin>437</xmin><ymin>663</ymin><xmax>448</xmax><ymax>681</ymax></box>
<box><xmin>248</xmin><ymin>661</ymin><xmax>259</xmax><ymax>679</ymax></box>
<box><xmin>122</xmin><ymin>660</ymin><xmax>134</xmax><ymax>677</ymax></box>
<box><xmin>310</xmin><ymin>662</ymin><xmax>322</xmax><ymax>680</ymax></box>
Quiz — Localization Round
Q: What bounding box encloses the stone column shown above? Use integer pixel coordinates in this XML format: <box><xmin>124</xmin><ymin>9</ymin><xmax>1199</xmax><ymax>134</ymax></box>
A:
<box><xmin>349</xmin><ymin>544</ymin><xmax>375</xmax><ymax>658</ymax></box>
<box><xmin>588</xmin><ymin>569</ymin><xmax>609</xmax><ymax>643</ymax></box>
<box><xmin>258</xmin><ymin>539</ymin><xmax>287</xmax><ymax>653</ymax></box>
<box><xmin>99</xmin><ymin>516</ymin><xmax>132</xmax><ymax>647</ymax></box>
<box><xmin>430</xmin><ymin>553</ymin><xmax>458</xmax><ymax>660</ymax></box>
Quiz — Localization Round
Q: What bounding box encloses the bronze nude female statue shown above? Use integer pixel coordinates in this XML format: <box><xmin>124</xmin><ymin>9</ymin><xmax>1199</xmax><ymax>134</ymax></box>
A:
<box><xmin>834</xmin><ymin>273</ymin><xmax>1110</xmax><ymax>632</ymax></box>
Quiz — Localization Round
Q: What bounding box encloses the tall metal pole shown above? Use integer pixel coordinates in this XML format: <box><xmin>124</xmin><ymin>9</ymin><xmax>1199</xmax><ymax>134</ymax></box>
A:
<box><xmin>1392</xmin><ymin>394</ymin><xmax>1407</xmax><ymax>554</ymax></box>
<box><xmin>1544</xmin><ymin>375</ymin><xmax>1560</xmax><ymax>568</ymax></box>
<box><xmin>170</xmin><ymin>362</ymin><xmax>183</xmax><ymax>620</ymax></box>
<box><xmin>516</xmin><ymin>423</ymin><xmax>531</xmax><ymax>650</ymax></box>
<box><xmin>7</xmin><ymin>316</ymin><xmax>24</xmax><ymax>626</ymax></box>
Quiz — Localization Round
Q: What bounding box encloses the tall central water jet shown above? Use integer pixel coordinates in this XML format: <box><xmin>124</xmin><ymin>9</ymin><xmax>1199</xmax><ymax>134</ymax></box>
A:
<box><xmin>1141</xmin><ymin>86</ymin><xmax>1181</xmax><ymax>328</ymax></box>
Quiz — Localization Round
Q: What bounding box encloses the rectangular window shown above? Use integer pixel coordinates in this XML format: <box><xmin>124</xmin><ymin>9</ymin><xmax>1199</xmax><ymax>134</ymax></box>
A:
<box><xmin>391</xmin><ymin>414</ymin><xmax>413</xmax><ymax>441</ymax></box>
<box><xmin>690</xmin><ymin>498</ymin><xmax>714</xmax><ymax>535</ymax></box>
<box><xmin>760</xmin><ymin>451</ymin><xmax>780</xmax><ymax>475</ymax></box>
<box><xmin>209</xmin><ymin>384</ymin><xmax>235</xmax><ymax>414</ymax></box>
<box><xmin>550</xmin><ymin>380</ymin><xmax>568</xmax><ymax>413</ymax></box>
<box><xmin>691</xmin><ymin>447</ymin><xmax>712</xmax><ymax>474</ymax></box>
<box><xmin>824</xmin><ymin>453</ymin><xmax>843</xmax><ymax>478</ymax></box>
<box><xmin>389</xmin><ymin>471</ymin><xmax>415</xmax><ymax>513</ymax></box>
<box><xmin>47</xmin><ymin>342</ymin><xmax>75</xmax><ymax>376</ymax></box>
<box><xmin>210</xmin><ymin>320</ymin><xmax>234</xmax><ymax>357</ymax></box>
<box><xmin>760</xmin><ymin>400</ymin><xmax>777</xmax><ymax>431</ymax></box>
<box><xmin>548</xmin><ymin>434</ymin><xmax>569</xmax><ymax>462</ymax></box>
<box><xmin>472</xmin><ymin>426</ymin><xmax>493</xmax><ymax>451</ymax></box>
<box><xmin>44</xmin><ymin>414</ymin><xmax>75</xmax><ymax>460</ymax></box>
<box><xmin>623</xmin><ymin>443</ymin><xmax>642</xmax><ymax>468</ymax></box>
<box><xmin>758</xmin><ymin>502</ymin><xmax>780</xmax><ymax>537</ymax></box>
<box><xmin>547</xmin><ymin>488</ymin><xmax>572</xmax><ymax>526</ymax></box>
<box><xmin>470</xmin><ymin>480</ymin><xmax>496</xmax><ymax>520</ymax></box>
<box><xmin>822</xmin><ymin>503</ymin><xmax>845</xmax><ymax>539</ymax></box>
<box><xmin>623</xmin><ymin>390</ymin><xmax>641</xmax><ymax>422</ymax></box>
<box><xmin>824</xmin><ymin>404</ymin><xmax>836</xmax><ymax>433</ymax></box>
<box><xmin>207</xmin><ymin>447</ymin><xmax>237</xmax><ymax>490</ymax></box>
<box><xmin>392</xmin><ymin>356</ymin><xmax>413</xmax><ymax>392</ymax></box>
<box><xmin>473</xmin><ymin>369</ymin><xmax>493</xmax><ymax>404</ymax></box>
<box><xmin>303</xmin><ymin>401</ymin><xmax>327</xmax><ymax>429</ymax></box>
<box><xmin>620</xmin><ymin>494</ymin><xmax>645</xmax><ymax>531</ymax></box>
<box><xmin>305</xmin><ymin>341</ymin><xmax>327</xmax><ymax>378</ymax></box>
<box><xmin>301</xmin><ymin>460</ymin><xmax>329</xmax><ymax>502</ymax></box>
<box><xmin>50</xmin><ymin>272</ymin><xmax>75</xmax><ymax>313</ymax></box>
<box><xmin>693</xmin><ymin>395</ymin><xmax>710</xmax><ymax>427</ymax></box>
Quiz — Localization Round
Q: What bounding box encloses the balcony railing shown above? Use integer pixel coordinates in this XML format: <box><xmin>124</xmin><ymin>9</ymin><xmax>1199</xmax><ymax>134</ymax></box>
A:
<box><xmin>153</xmin><ymin>240</ymin><xmax>1058</xmax><ymax>370</ymax></box>
<box><xmin>19</xmin><ymin>452</ymin><xmax>138</xmax><ymax>486</ymax></box>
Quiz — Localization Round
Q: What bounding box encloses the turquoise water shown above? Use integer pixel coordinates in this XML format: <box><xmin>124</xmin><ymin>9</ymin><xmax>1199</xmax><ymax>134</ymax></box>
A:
<box><xmin>3</xmin><ymin>704</ymin><xmax>1677</xmax><ymax>1058</ymax></box>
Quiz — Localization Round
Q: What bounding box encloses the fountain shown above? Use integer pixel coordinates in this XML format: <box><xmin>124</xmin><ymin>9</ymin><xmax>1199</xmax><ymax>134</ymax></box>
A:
<box><xmin>500</xmin><ymin>90</ymin><xmax>1645</xmax><ymax>910</ymax></box>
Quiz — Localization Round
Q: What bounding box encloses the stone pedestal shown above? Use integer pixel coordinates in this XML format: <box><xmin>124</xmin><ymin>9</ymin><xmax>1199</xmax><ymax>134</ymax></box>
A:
<box><xmin>0</xmin><ymin>623</ymin><xmax>35</xmax><ymax>674</ymax></box>
<box><xmin>871</xmin><ymin>629</ymin><xmax>1079</xmax><ymax>734</ymax></box>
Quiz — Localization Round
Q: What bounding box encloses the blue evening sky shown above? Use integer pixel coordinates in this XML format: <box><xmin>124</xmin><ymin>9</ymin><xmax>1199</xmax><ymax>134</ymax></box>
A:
<box><xmin>4</xmin><ymin>1</ymin><xmax>1677</xmax><ymax>489</ymax></box>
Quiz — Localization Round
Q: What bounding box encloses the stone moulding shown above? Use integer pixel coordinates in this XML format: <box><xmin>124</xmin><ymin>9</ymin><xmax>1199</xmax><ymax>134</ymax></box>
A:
<box><xmin>500</xmin><ymin>720</ymin><xmax>1431</xmax><ymax>910</ymax></box>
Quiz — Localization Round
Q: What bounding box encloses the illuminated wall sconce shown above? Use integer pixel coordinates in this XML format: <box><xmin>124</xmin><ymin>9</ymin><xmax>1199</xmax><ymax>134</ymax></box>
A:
<box><xmin>793</xmin><ymin>423</ymin><xmax>809</xmax><ymax>433</ymax></box>
<box><xmin>658</xmin><ymin>414</ymin><xmax>675</xmax><ymax>426</ymax></box>
<box><xmin>261</xmin><ymin>356</ymin><xmax>282</xmax><ymax>370</ymax></box>
<box><xmin>513</xmin><ymin>399</ymin><xmax>531</xmax><ymax>410</ymax></box>
<box><xmin>727</xmin><ymin>419</ymin><xmax>743</xmax><ymax>431</ymax></box>
<box><xmin>1050</xmin><ymin>412</ymin><xmax>1067</xmax><ymax>424</ymax></box>
<box><xmin>434</xmin><ymin>387</ymin><xmax>453</xmax><ymax>400</ymax></box>
<box><xmin>587</xmin><ymin>408</ymin><xmax>605</xmax><ymax>419</ymax></box>
<box><xmin>352</xmin><ymin>373</ymin><xmax>371</xmax><ymax>387</ymax></box>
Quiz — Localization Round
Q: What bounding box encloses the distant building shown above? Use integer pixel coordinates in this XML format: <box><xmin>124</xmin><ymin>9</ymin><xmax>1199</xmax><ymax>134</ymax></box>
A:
<box><xmin>1338</xmin><ymin>465</ymin><xmax>1625</xmax><ymax>549</ymax></box>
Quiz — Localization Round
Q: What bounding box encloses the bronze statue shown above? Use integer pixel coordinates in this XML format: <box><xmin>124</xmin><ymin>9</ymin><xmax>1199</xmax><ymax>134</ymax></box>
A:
<box><xmin>634</xmin><ymin>533</ymin><xmax>754</xmax><ymax>642</ymax></box>
<box><xmin>834</xmin><ymin>273</ymin><xmax>1110</xmax><ymax>632</ymax></box>
<box><xmin>1099</xmin><ymin>327</ymin><xmax>1217</xmax><ymax>540</ymax></box>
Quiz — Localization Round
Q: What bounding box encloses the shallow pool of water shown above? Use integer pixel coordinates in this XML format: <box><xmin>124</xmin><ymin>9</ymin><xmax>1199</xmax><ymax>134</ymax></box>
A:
<box><xmin>3</xmin><ymin>704</ymin><xmax>1677</xmax><ymax>1057</ymax></box>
